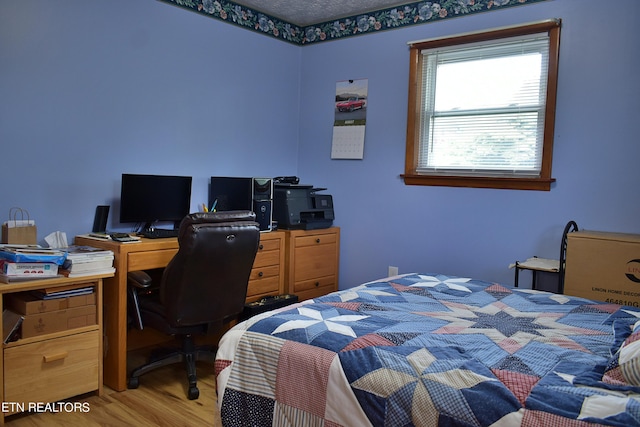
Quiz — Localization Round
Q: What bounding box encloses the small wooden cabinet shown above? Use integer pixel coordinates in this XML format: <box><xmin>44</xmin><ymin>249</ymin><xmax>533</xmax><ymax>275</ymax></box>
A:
<box><xmin>0</xmin><ymin>275</ymin><xmax>108</xmax><ymax>425</ymax></box>
<box><xmin>284</xmin><ymin>227</ymin><xmax>340</xmax><ymax>301</ymax></box>
<box><xmin>246</xmin><ymin>231</ymin><xmax>285</xmax><ymax>302</ymax></box>
<box><xmin>4</xmin><ymin>330</ymin><xmax>100</xmax><ymax>408</ymax></box>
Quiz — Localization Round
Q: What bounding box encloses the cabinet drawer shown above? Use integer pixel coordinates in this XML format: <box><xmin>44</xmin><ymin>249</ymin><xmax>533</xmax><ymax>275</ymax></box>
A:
<box><xmin>253</xmin><ymin>249</ymin><xmax>280</xmax><ymax>269</ymax></box>
<box><xmin>247</xmin><ymin>265</ymin><xmax>280</xmax><ymax>298</ymax></box>
<box><xmin>258</xmin><ymin>238</ymin><xmax>281</xmax><ymax>252</ymax></box>
<box><xmin>247</xmin><ymin>277</ymin><xmax>281</xmax><ymax>299</ymax></box>
<box><xmin>4</xmin><ymin>330</ymin><xmax>100</xmax><ymax>410</ymax></box>
<box><xmin>294</xmin><ymin>244</ymin><xmax>337</xmax><ymax>281</ymax></box>
<box><xmin>294</xmin><ymin>233</ymin><xmax>337</xmax><ymax>248</ymax></box>
<box><xmin>128</xmin><ymin>249</ymin><xmax>177</xmax><ymax>271</ymax></box>
<box><xmin>249</xmin><ymin>264</ymin><xmax>279</xmax><ymax>281</ymax></box>
<box><xmin>292</xmin><ymin>276</ymin><xmax>336</xmax><ymax>293</ymax></box>
<box><xmin>292</xmin><ymin>276</ymin><xmax>337</xmax><ymax>300</ymax></box>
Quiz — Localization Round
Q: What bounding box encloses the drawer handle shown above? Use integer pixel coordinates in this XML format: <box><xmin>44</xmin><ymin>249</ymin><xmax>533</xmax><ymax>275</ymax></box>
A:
<box><xmin>43</xmin><ymin>351</ymin><xmax>69</xmax><ymax>363</ymax></box>
<box><xmin>315</xmin><ymin>238</ymin><xmax>321</xmax><ymax>243</ymax></box>
<box><xmin>315</xmin><ymin>281</ymin><xmax>320</xmax><ymax>287</ymax></box>
<box><xmin>258</xmin><ymin>271</ymin><xmax>264</xmax><ymax>277</ymax></box>
<box><xmin>259</xmin><ymin>244</ymin><xmax>264</xmax><ymax>250</ymax></box>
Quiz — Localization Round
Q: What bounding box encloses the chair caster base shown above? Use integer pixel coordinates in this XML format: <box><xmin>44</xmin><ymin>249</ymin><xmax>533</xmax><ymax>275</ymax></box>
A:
<box><xmin>128</xmin><ymin>377</ymin><xmax>140</xmax><ymax>389</ymax></box>
<box><xmin>188</xmin><ymin>386</ymin><xmax>199</xmax><ymax>400</ymax></box>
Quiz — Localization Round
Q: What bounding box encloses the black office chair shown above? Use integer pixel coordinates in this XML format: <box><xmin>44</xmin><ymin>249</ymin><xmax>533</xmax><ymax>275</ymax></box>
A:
<box><xmin>127</xmin><ymin>211</ymin><xmax>260</xmax><ymax>399</ymax></box>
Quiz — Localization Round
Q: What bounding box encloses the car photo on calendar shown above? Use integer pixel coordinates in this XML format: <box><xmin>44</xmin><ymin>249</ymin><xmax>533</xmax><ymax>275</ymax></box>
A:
<box><xmin>336</xmin><ymin>97</ymin><xmax>365</xmax><ymax>112</ymax></box>
<box><xmin>334</xmin><ymin>79</ymin><xmax>368</xmax><ymax>122</ymax></box>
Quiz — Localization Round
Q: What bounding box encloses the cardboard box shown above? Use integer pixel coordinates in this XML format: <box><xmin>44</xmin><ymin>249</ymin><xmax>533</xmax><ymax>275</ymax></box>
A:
<box><xmin>6</xmin><ymin>291</ymin><xmax>96</xmax><ymax>315</ymax></box>
<box><xmin>20</xmin><ymin>304</ymin><xmax>97</xmax><ymax>338</ymax></box>
<box><xmin>564</xmin><ymin>230</ymin><xmax>640</xmax><ymax>307</ymax></box>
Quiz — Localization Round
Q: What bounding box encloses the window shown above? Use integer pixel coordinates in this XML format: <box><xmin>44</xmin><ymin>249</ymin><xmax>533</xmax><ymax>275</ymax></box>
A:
<box><xmin>404</xmin><ymin>20</ymin><xmax>561</xmax><ymax>191</ymax></box>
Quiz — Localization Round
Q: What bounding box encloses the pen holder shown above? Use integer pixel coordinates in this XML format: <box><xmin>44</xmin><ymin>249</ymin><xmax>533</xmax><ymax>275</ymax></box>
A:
<box><xmin>2</xmin><ymin>207</ymin><xmax>37</xmax><ymax>244</ymax></box>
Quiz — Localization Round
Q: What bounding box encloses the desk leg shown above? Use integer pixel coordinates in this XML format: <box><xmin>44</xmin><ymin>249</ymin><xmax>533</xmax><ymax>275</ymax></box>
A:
<box><xmin>102</xmin><ymin>273</ymin><xmax>128</xmax><ymax>391</ymax></box>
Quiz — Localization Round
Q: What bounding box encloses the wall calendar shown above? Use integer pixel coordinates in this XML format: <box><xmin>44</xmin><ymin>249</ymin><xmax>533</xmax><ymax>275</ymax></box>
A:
<box><xmin>331</xmin><ymin>79</ymin><xmax>368</xmax><ymax>160</ymax></box>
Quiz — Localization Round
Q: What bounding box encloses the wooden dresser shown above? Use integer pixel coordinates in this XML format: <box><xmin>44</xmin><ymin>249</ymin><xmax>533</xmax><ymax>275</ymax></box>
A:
<box><xmin>284</xmin><ymin>227</ymin><xmax>340</xmax><ymax>301</ymax></box>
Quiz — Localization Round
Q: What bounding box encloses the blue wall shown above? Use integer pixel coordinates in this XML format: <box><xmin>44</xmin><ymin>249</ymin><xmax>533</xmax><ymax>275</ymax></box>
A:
<box><xmin>2</xmin><ymin>0</ymin><xmax>639</xmax><ymax>289</ymax></box>
<box><xmin>298</xmin><ymin>0</ymin><xmax>640</xmax><ymax>288</ymax></box>
<box><xmin>0</xmin><ymin>0</ymin><xmax>300</xmax><ymax>234</ymax></box>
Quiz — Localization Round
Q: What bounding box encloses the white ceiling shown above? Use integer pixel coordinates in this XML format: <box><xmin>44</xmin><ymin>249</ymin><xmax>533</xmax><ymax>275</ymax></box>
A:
<box><xmin>232</xmin><ymin>0</ymin><xmax>410</xmax><ymax>26</ymax></box>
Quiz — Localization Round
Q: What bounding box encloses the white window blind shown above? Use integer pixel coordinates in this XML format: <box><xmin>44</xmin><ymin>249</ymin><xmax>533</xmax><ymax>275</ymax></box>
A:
<box><xmin>418</xmin><ymin>34</ymin><xmax>550</xmax><ymax>176</ymax></box>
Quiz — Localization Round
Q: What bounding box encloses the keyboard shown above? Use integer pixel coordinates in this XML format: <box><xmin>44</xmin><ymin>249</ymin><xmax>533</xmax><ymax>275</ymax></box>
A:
<box><xmin>140</xmin><ymin>229</ymin><xmax>179</xmax><ymax>239</ymax></box>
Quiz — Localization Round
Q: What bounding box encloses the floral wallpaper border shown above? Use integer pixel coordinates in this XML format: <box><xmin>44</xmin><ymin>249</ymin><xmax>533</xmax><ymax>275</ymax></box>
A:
<box><xmin>159</xmin><ymin>0</ymin><xmax>550</xmax><ymax>45</ymax></box>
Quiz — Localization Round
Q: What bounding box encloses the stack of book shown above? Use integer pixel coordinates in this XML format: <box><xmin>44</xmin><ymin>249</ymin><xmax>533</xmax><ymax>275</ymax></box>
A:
<box><xmin>60</xmin><ymin>245</ymin><xmax>115</xmax><ymax>277</ymax></box>
<box><xmin>30</xmin><ymin>283</ymin><xmax>95</xmax><ymax>299</ymax></box>
<box><xmin>0</xmin><ymin>246</ymin><xmax>67</xmax><ymax>283</ymax></box>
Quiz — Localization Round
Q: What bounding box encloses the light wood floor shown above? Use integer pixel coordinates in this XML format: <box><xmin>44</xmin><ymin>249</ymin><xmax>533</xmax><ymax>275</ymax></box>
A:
<box><xmin>5</xmin><ymin>349</ymin><xmax>222</xmax><ymax>427</ymax></box>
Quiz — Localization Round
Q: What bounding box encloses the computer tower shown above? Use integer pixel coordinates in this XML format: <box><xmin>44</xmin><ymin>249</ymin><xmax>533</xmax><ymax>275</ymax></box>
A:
<box><xmin>252</xmin><ymin>178</ymin><xmax>273</xmax><ymax>232</ymax></box>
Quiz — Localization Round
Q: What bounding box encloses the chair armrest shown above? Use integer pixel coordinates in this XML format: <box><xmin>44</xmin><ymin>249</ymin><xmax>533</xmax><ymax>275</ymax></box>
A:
<box><xmin>128</xmin><ymin>271</ymin><xmax>153</xmax><ymax>289</ymax></box>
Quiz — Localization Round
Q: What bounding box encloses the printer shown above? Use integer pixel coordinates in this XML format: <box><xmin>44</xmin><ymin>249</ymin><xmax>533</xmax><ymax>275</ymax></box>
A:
<box><xmin>273</xmin><ymin>184</ymin><xmax>334</xmax><ymax>230</ymax></box>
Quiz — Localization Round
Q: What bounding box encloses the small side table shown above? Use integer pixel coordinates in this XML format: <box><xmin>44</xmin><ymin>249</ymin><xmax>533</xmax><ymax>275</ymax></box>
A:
<box><xmin>511</xmin><ymin>220</ymin><xmax>579</xmax><ymax>293</ymax></box>
<box><xmin>511</xmin><ymin>257</ymin><xmax>559</xmax><ymax>290</ymax></box>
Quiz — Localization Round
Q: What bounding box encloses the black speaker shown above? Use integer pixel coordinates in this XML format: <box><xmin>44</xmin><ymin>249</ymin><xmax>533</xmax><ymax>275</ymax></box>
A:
<box><xmin>92</xmin><ymin>205</ymin><xmax>110</xmax><ymax>233</ymax></box>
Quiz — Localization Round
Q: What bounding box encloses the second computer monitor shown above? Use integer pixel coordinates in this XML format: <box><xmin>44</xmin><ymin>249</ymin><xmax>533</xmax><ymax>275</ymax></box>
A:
<box><xmin>209</xmin><ymin>177</ymin><xmax>272</xmax><ymax>231</ymax></box>
<box><xmin>209</xmin><ymin>177</ymin><xmax>252</xmax><ymax>212</ymax></box>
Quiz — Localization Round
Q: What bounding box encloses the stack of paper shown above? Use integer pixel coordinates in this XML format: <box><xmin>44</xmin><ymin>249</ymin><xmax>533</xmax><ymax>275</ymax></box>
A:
<box><xmin>61</xmin><ymin>245</ymin><xmax>115</xmax><ymax>278</ymax></box>
<box><xmin>0</xmin><ymin>246</ymin><xmax>67</xmax><ymax>283</ymax></box>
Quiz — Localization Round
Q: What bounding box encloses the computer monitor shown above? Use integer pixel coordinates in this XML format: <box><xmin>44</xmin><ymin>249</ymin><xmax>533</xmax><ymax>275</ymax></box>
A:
<box><xmin>209</xmin><ymin>177</ymin><xmax>252</xmax><ymax>212</ymax></box>
<box><xmin>120</xmin><ymin>174</ymin><xmax>192</xmax><ymax>231</ymax></box>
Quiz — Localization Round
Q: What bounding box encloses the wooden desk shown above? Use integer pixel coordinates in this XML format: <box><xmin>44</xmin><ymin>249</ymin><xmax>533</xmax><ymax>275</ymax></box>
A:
<box><xmin>75</xmin><ymin>231</ymin><xmax>285</xmax><ymax>391</ymax></box>
<box><xmin>0</xmin><ymin>274</ymin><xmax>110</xmax><ymax>425</ymax></box>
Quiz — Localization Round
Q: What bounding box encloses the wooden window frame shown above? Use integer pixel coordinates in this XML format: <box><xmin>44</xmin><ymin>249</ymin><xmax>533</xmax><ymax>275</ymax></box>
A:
<box><xmin>403</xmin><ymin>20</ymin><xmax>561</xmax><ymax>191</ymax></box>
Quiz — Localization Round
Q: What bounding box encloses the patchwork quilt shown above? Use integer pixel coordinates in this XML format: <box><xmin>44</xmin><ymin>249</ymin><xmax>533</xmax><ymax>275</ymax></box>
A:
<box><xmin>215</xmin><ymin>273</ymin><xmax>640</xmax><ymax>426</ymax></box>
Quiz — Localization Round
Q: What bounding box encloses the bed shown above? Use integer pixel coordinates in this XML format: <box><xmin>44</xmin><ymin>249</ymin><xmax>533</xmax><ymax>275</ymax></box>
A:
<box><xmin>215</xmin><ymin>273</ymin><xmax>640</xmax><ymax>426</ymax></box>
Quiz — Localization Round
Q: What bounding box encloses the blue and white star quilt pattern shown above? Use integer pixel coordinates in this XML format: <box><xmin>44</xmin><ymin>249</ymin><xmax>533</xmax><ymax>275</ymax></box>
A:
<box><xmin>215</xmin><ymin>273</ymin><xmax>640</xmax><ymax>426</ymax></box>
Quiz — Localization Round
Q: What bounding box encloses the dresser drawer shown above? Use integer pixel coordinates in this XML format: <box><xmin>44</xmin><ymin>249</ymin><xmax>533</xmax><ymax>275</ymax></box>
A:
<box><xmin>292</xmin><ymin>275</ymin><xmax>336</xmax><ymax>293</ymax></box>
<box><xmin>4</xmin><ymin>330</ymin><xmax>100</xmax><ymax>410</ymax></box>
<box><xmin>293</xmin><ymin>244</ymin><xmax>338</xmax><ymax>281</ymax></box>
<box><xmin>292</xmin><ymin>276</ymin><xmax>337</xmax><ymax>301</ymax></box>
<box><xmin>249</xmin><ymin>264</ymin><xmax>279</xmax><ymax>281</ymax></box>
<box><xmin>294</xmin><ymin>233</ymin><xmax>337</xmax><ymax>248</ymax></box>
<box><xmin>247</xmin><ymin>265</ymin><xmax>280</xmax><ymax>298</ymax></box>
<box><xmin>253</xmin><ymin>248</ymin><xmax>281</xmax><ymax>269</ymax></box>
<box><xmin>258</xmin><ymin>238</ymin><xmax>281</xmax><ymax>252</ymax></box>
<box><xmin>247</xmin><ymin>278</ymin><xmax>281</xmax><ymax>301</ymax></box>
